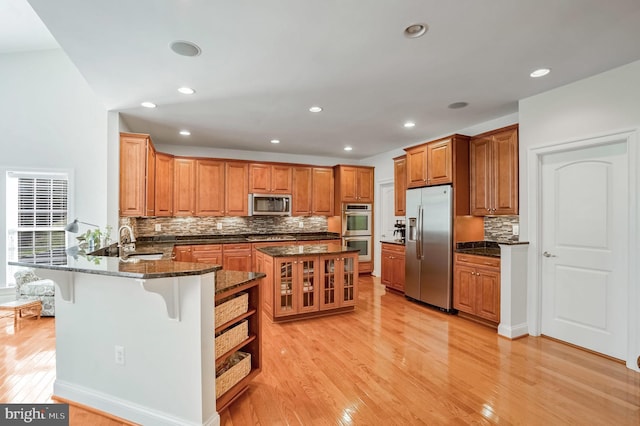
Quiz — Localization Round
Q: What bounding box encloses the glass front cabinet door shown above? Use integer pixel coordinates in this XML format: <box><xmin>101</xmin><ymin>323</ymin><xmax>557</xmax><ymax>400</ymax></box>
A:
<box><xmin>273</xmin><ymin>256</ymin><xmax>319</xmax><ymax>317</ymax></box>
<box><xmin>320</xmin><ymin>252</ymin><xmax>358</xmax><ymax>310</ymax></box>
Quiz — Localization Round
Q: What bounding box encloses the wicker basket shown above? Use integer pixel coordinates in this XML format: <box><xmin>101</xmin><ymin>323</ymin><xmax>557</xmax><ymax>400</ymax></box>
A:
<box><xmin>215</xmin><ymin>292</ymin><xmax>249</xmax><ymax>328</ymax></box>
<box><xmin>215</xmin><ymin>320</ymin><xmax>248</xmax><ymax>357</ymax></box>
<box><xmin>216</xmin><ymin>351</ymin><xmax>251</xmax><ymax>398</ymax></box>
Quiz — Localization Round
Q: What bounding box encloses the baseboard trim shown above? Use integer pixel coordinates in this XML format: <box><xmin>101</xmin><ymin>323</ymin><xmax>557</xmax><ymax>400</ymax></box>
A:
<box><xmin>53</xmin><ymin>380</ymin><xmax>220</xmax><ymax>426</ymax></box>
<box><xmin>498</xmin><ymin>322</ymin><xmax>529</xmax><ymax>339</ymax></box>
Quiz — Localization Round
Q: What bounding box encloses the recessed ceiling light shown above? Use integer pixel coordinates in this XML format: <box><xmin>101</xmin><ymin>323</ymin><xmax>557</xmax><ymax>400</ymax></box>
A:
<box><xmin>141</xmin><ymin>101</ymin><xmax>157</xmax><ymax>108</ymax></box>
<box><xmin>169</xmin><ymin>40</ymin><xmax>202</xmax><ymax>57</ymax></box>
<box><xmin>344</xmin><ymin>146</ymin><xmax>353</xmax><ymax>151</ymax></box>
<box><xmin>404</xmin><ymin>121</ymin><xmax>416</xmax><ymax>128</ymax></box>
<box><xmin>448</xmin><ymin>102</ymin><xmax>469</xmax><ymax>109</ymax></box>
<box><xmin>270</xmin><ymin>139</ymin><xmax>280</xmax><ymax>144</ymax></box>
<box><xmin>309</xmin><ymin>106</ymin><xmax>323</xmax><ymax>113</ymax></box>
<box><xmin>179</xmin><ymin>130</ymin><xmax>191</xmax><ymax>136</ymax></box>
<box><xmin>178</xmin><ymin>87</ymin><xmax>195</xmax><ymax>95</ymax></box>
<box><xmin>530</xmin><ymin>68</ymin><xmax>551</xmax><ymax>78</ymax></box>
<box><xmin>404</xmin><ymin>23</ymin><xmax>428</xmax><ymax>38</ymax></box>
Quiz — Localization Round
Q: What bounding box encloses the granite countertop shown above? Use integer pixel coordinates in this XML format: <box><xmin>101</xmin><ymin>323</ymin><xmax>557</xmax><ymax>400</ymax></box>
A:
<box><xmin>215</xmin><ymin>270</ymin><xmax>266</xmax><ymax>295</ymax></box>
<box><xmin>258</xmin><ymin>243</ymin><xmax>359</xmax><ymax>257</ymax></box>
<box><xmin>9</xmin><ymin>256</ymin><xmax>221</xmax><ymax>279</ymax></box>
<box><xmin>455</xmin><ymin>240</ymin><xmax>529</xmax><ymax>258</ymax></box>
<box><xmin>380</xmin><ymin>239</ymin><xmax>405</xmax><ymax>246</ymax></box>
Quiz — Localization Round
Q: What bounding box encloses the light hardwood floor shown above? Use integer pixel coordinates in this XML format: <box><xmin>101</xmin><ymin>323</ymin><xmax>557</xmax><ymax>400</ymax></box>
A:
<box><xmin>1</xmin><ymin>276</ymin><xmax>639</xmax><ymax>425</ymax></box>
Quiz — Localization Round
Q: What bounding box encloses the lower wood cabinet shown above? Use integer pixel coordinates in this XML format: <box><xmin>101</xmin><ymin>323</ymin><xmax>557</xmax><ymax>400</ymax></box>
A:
<box><xmin>453</xmin><ymin>253</ymin><xmax>500</xmax><ymax>324</ymax></box>
<box><xmin>214</xmin><ymin>274</ymin><xmax>262</xmax><ymax>411</ymax></box>
<box><xmin>173</xmin><ymin>243</ymin><xmax>252</xmax><ymax>272</ymax></box>
<box><xmin>222</xmin><ymin>243</ymin><xmax>252</xmax><ymax>272</ymax></box>
<box><xmin>381</xmin><ymin>243</ymin><xmax>405</xmax><ymax>293</ymax></box>
<box><xmin>257</xmin><ymin>251</ymin><xmax>358</xmax><ymax>322</ymax></box>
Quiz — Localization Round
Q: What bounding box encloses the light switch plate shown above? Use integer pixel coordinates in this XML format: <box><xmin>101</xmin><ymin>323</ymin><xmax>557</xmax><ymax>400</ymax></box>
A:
<box><xmin>217</xmin><ymin>223</ymin><xmax>223</xmax><ymax>230</ymax></box>
<box><xmin>155</xmin><ymin>224</ymin><xmax>162</xmax><ymax>232</ymax></box>
<box><xmin>512</xmin><ymin>224</ymin><xmax>519</xmax><ymax>236</ymax></box>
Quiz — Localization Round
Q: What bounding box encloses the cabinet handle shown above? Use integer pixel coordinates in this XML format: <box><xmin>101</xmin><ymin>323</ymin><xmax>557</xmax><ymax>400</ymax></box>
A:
<box><xmin>471</xmin><ymin>272</ymin><xmax>475</xmax><ymax>275</ymax></box>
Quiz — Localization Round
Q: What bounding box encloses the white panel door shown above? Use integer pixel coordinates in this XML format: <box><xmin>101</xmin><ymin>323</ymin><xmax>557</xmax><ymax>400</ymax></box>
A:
<box><xmin>541</xmin><ymin>141</ymin><xmax>628</xmax><ymax>359</ymax></box>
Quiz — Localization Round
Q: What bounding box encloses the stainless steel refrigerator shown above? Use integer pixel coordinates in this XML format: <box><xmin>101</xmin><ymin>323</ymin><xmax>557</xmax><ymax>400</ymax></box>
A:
<box><xmin>404</xmin><ymin>184</ymin><xmax>454</xmax><ymax>312</ymax></box>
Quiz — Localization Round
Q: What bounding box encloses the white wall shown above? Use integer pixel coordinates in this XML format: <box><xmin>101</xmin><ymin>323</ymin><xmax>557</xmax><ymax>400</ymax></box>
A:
<box><xmin>0</xmin><ymin>49</ymin><xmax>109</xmax><ymax>288</ymax></box>
<box><xmin>519</xmin><ymin>59</ymin><xmax>640</xmax><ymax>371</ymax></box>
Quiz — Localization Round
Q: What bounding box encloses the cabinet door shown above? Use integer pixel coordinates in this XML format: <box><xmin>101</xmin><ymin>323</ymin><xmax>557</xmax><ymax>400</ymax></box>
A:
<box><xmin>146</xmin><ymin>143</ymin><xmax>156</xmax><ymax>216</ymax></box>
<box><xmin>381</xmin><ymin>250</ymin><xmax>393</xmax><ymax>286</ymax></box>
<box><xmin>356</xmin><ymin>167</ymin><xmax>374</xmax><ymax>202</ymax></box>
<box><xmin>312</xmin><ymin>167</ymin><xmax>334</xmax><ymax>215</ymax></box>
<box><xmin>155</xmin><ymin>153</ymin><xmax>174</xmax><ymax>216</ymax></box>
<box><xmin>172</xmin><ymin>245</ymin><xmax>192</xmax><ymax>262</ymax></box>
<box><xmin>248</xmin><ymin>163</ymin><xmax>270</xmax><ymax>193</ymax></box>
<box><xmin>391</xmin><ymin>254</ymin><xmax>405</xmax><ymax>292</ymax></box>
<box><xmin>393</xmin><ymin>156</ymin><xmax>406</xmax><ymax>216</ymax></box>
<box><xmin>196</xmin><ymin>159</ymin><xmax>225</xmax><ymax>216</ymax></box>
<box><xmin>340</xmin><ymin>254</ymin><xmax>358</xmax><ymax>306</ymax></box>
<box><xmin>173</xmin><ymin>158</ymin><xmax>196</xmax><ymax>216</ymax></box>
<box><xmin>192</xmin><ymin>244</ymin><xmax>222</xmax><ymax>265</ymax></box>
<box><xmin>292</xmin><ymin>166</ymin><xmax>312</xmax><ymax>216</ymax></box>
<box><xmin>274</xmin><ymin>258</ymin><xmax>297</xmax><ymax>317</ymax></box>
<box><xmin>297</xmin><ymin>258</ymin><xmax>319</xmax><ymax>313</ymax></box>
<box><xmin>339</xmin><ymin>166</ymin><xmax>358</xmax><ymax>202</ymax></box>
<box><xmin>453</xmin><ymin>264</ymin><xmax>476</xmax><ymax>314</ymax></box>
<box><xmin>225</xmin><ymin>162</ymin><xmax>248</xmax><ymax>216</ymax></box>
<box><xmin>320</xmin><ymin>257</ymin><xmax>340</xmax><ymax>310</ymax></box>
<box><xmin>470</xmin><ymin>138</ymin><xmax>492</xmax><ymax>216</ymax></box>
<box><xmin>405</xmin><ymin>145</ymin><xmax>427</xmax><ymax>188</ymax></box>
<box><xmin>222</xmin><ymin>243</ymin><xmax>252</xmax><ymax>272</ymax></box>
<box><xmin>426</xmin><ymin>139</ymin><xmax>452</xmax><ymax>185</ymax></box>
<box><xmin>492</xmin><ymin>128</ymin><xmax>518</xmax><ymax>215</ymax></box>
<box><xmin>271</xmin><ymin>165</ymin><xmax>292</xmax><ymax>194</ymax></box>
<box><xmin>119</xmin><ymin>134</ymin><xmax>148</xmax><ymax>216</ymax></box>
<box><xmin>475</xmin><ymin>268</ymin><xmax>500</xmax><ymax>322</ymax></box>
<box><xmin>259</xmin><ymin>252</ymin><xmax>273</xmax><ymax>317</ymax></box>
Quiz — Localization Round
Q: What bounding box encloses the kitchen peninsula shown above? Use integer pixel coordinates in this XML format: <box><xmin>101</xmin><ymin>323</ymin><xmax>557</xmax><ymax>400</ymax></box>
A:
<box><xmin>256</xmin><ymin>243</ymin><xmax>359</xmax><ymax>322</ymax></box>
<box><xmin>9</xmin><ymin>255</ymin><xmax>262</xmax><ymax>426</ymax></box>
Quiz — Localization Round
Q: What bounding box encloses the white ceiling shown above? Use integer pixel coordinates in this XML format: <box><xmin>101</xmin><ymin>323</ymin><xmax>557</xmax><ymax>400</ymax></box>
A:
<box><xmin>7</xmin><ymin>0</ymin><xmax>640</xmax><ymax>159</ymax></box>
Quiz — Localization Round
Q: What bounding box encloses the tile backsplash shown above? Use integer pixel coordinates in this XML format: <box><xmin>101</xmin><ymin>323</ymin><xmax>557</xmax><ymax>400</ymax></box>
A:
<box><xmin>121</xmin><ymin>216</ymin><xmax>329</xmax><ymax>238</ymax></box>
<box><xmin>484</xmin><ymin>215</ymin><xmax>519</xmax><ymax>242</ymax></box>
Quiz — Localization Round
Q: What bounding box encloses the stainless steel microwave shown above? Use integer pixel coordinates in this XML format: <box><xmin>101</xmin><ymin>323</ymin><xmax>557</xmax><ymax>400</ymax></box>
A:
<box><xmin>249</xmin><ymin>194</ymin><xmax>292</xmax><ymax>216</ymax></box>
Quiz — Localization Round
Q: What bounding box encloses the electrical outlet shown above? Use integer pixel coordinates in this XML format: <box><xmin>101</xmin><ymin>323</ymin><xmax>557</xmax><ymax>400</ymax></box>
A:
<box><xmin>217</xmin><ymin>223</ymin><xmax>223</xmax><ymax>230</ymax></box>
<box><xmin>155</xmin><ymin>224</ymin><xmax>162</xmax><ymax>232</ymax></box>
<box><xmin>298</xmin><ymin>221</ymin><xmax>304</xmax><ymax>228</ymax></box>
<box><xmin>115</xmin><ymin>345</ymin><xmax>125</xmax><ymax>365</ymax></box>
<box><xmin>512</xmin><ymin>224</ymin><xmax>519</xmax><ymax>236</ymax></box>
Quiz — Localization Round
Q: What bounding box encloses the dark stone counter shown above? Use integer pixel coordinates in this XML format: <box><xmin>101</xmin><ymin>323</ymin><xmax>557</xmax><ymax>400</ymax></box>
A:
<box><xmin>215</xmin><ymin>270</ymin><xmax>265</xmax><ymax>295</ymax></box>
<box><xmin>257</xmin><ymin>243</ymin><xmax>359</xmax><ymax>257</ymax></box>
<box><xmin>455</xmin><ymin>240</ymin><xmax>529</xmax><ymax>258</ymax></box>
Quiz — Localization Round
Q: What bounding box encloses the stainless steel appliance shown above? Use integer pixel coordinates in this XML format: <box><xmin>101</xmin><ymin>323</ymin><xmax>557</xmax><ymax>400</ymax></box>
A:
<box><xmin>342</xmin><ymin>235</ymin><xmax>372</xmax><ymax>262</ymax></box>
<box><xmin>249</xmin><ymin>194</ymin><xmax>291</xmax><ymax>216</ymax></box>
<box><xmin>393</xmin><ymin>219</ymin><xmax>406</xmax><ymax>242</ymax></box>
<box><xmin>405</xmin><ymin>185</ymin><xmax>454</xmax><ymax>312</ymax></box>
<box><xmin>342</xmin><ymin>203</ymin><xmax>372</xmax><ymax>236</ymax></box>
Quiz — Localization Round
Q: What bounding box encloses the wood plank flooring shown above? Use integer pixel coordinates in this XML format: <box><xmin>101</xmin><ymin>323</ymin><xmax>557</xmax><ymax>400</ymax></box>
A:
<box><xmin>1</xmin><ymin>276</ymin><xmax>639</xmax><ymax>425</ymax></box>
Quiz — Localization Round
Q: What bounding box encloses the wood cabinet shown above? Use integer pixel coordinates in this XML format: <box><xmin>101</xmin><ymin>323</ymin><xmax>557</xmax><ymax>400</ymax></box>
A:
<box><xmin>222</xmin><ymin>243</ymin><xmax>253</xmax><ymax>272</ymax></box>
<box><xmin>215</xmin><ymin>274</ymin><xmax>261</xmax><ymax>411</ymax></box>
<box><xmin>173</xmin><ymin>157</ymin><xmax>196</xmax><ymax>216</ymax></box>
<box><xmin>291</xmin><ymin>166</ymin><xmax>334</xmax><ymax>216</ymax></box>
<box><xmin>251</xmin><ymin>241</ymin><xmax>293</xmax><ymax>271</ymax></box>
<box><xmin>191</xmin><ymin>244</ymin><xmax>222</xmax><ymax>264</ymax></box>
<box><xmin>405</xmin><ymin>138</ymin><xmax>452</xmax><ymax>188</ymax></box>
<box><xmin>172</xmin><ymin>245</ymin><xmax>193</xmax><ymax>261</ymax></box>
<box><xmin>381</xmin><ymin>243</ymin><xmax>405</xmax><ymax>293</ymax></box>
<box><xmin>470</xmin><ymin>124</ymin><xmax>519</xmax><ymax>216</ymax></box>
<box><xmin>334</xmin><ymin>165</ymin><xmax>374</xmax><ymax>204</ymax></box>
<box><xmin>119</xmin><ymin>133</ymin><xmax>156</xmax><ymax>217</ymax></box>
<box><xmin>195</xmin><ymin>159</ymin><xmax>225</xmax><ymax>216</ymax></box>
<box><xmin>155</xmin><ymin>152</ymin><xmax>174</xmax><ymax>216</ymax></box>
<box><xmin>393</xmin><ymin>156</ymin><xmax>406</xmax><ymax>216</ymax></box>
<box><xmin>225</xmin><ymin>161</ymin><xmax>249</xmax><ymax>216</ymax></box>
<box><xmin>249</xmin><ymin>163</ymin><xmax>292</xmax><ymax>194</ymax></box>
<box><xmin>259</xmin><ymin>250</ymin><xmax>358</xmax><ymax>322</ymax></box>
<box><xmin>453</xmin><ymin>253</ymin><xmax>500</xmax><ymax>324</ymax></box>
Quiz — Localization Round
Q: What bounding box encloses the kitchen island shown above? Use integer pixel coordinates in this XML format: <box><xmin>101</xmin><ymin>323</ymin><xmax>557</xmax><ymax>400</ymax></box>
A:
<box><xmin>9</xmin><ymin>255</ymin><xmax>263</xmax><ymax>426</ymax></box>
<box><xmin>255</xmin><ymin>243</ymin><xmax>359</xmax><ymax>322</ymax></box>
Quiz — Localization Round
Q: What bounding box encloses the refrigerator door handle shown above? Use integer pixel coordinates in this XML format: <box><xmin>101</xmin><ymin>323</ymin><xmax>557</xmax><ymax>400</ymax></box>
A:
<box><xmin>417</xmin><ymin>205</ymin><xmax>423</xmax><ymax>259</ymax></box>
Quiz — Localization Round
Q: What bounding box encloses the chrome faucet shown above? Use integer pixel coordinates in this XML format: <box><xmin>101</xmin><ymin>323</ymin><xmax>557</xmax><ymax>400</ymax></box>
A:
<box><xmin>118</xmin><ymin>225</ymin><xmax>136</xmax><ymax>253</ymax></box>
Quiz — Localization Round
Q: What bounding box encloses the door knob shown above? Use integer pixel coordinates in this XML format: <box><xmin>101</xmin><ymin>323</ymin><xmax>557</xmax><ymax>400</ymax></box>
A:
<box><xmin>543</xmin><ymin>251</ymin><xmax>557</xmax><ymax>258</ymax></box>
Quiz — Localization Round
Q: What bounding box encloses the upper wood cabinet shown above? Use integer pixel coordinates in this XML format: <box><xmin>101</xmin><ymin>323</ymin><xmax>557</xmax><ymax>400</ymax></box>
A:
<box><xmin>470</xmin><ymin>124</ymin><xmax>518</xmax><ymax>216</ymax></box>
<box><xmin>195</xmin><ymin>159</ymin><xmax>225</xmax><ymax>216</ymax></box>
<box><xmin>334</xmin><ymin>165</ymin><xmax>374</xmax><ymax>205</ymax></box>
<box><xmin>405</xmin><ymin>138</ymin><xmax>452</xmax><ymax>188</ymax></box>
<box><xmin>119</xmin><ymin>133</ymin><xmax>156</xmax><ymax>217</ymax></box>
<box><xmin>393</xmin><ymin>156</ymin><xmax>406</xmax><ymax>216</ymax></box>
<box><xmin>225</xmin><ymin>161</ymin><xmax>249</xmax><ymax>216</ymax></box>
<box><xmin>173</xmin><ymin>158</ymin><xmax>196</xmax><ymax>216</ymax></box>
<box><xmin>292</xmin><ymin>166</ymin><xmax>334</xmax><ymax>216</ymax></box>
<box><xmin>249</xmin><ymin>163</ymin><xmax>292</xmax><ymax>194</ymax></box>
<box><xmin>155</xmin><ymin>153</ymin><xmax>174</xmax><ymax>217</ymax></box>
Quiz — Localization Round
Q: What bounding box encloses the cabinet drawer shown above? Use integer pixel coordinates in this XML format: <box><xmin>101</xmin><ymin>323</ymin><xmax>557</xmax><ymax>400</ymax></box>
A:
<box><xmin>381</xmin><ymin>243</ymin><xmax>405</xmax><ymax>255</ymax></box>
<box><xmin>224</xmin><ymin>243</ymin><xmax>251</xmax><ymax>252</ymax></box>
<box><xmin>192</xmin><ymin>244</ymin><xmax>222</xmax><ymax>253</ymax></box>
<box><xmin>454</xmin><ymin>253</ymin><xmax>500</xmax><ymax>269</ymax></box>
